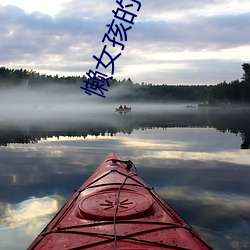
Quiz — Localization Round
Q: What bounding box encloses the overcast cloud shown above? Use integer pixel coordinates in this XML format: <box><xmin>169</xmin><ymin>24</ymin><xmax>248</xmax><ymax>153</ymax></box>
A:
<box><xmin>0</xmin><ymin>0</ymin><xmax>250</xmax><ymax>84</ymax></box>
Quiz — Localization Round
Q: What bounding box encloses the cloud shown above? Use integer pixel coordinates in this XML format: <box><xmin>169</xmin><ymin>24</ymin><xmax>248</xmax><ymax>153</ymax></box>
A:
<box><xmin>132</xmin><ymin>12</ymin><xmax>250</xmax><ymax>49</ymax></box>
<box><xmin>0</xmin><ymin>1</ymin><xmax>250</xmax><ymax>84</ymax></box>
<box><xmin>58</xmin><ymin>0</ymin><xmax>115</xmax><ymax>17</ymax></box>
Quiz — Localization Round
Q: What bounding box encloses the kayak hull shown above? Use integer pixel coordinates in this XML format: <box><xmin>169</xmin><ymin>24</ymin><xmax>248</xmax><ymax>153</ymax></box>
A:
<box><xmin>28</xmin><ymin>152</ymin><xmax>213</xmax><ymax>249</ymax></box>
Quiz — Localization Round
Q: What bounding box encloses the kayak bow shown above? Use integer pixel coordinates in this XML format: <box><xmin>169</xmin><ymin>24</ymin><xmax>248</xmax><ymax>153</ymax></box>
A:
<box><xmin>28</xmin><ymin>152</ymin><xmax>213</xmax><ymax>249</ymax></box>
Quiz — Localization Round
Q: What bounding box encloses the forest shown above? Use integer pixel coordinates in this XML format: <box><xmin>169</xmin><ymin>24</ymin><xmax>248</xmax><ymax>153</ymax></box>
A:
<box><xmin>0</xmin><ymin>63</ymin><xmax>249</xmax><ymax>104</ymax></box>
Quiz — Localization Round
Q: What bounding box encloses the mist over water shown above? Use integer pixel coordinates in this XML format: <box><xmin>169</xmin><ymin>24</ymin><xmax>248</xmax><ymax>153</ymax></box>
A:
<box><xmin>0</xmin><ymin>84</ymin><xmax>198</xmax><ymax>124</ymax></box>
<box><xmin>0</xmin><ymin>85</ymin><xmax>109</xmax><ymax>121</ymax></box>
<box><xmin>1</xmin><ymin>84</ymin><xmax>250</xmax><ymax>150</ymax></box>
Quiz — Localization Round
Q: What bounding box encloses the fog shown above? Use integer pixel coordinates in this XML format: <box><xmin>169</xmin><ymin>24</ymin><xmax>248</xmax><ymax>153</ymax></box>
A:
<box><xmin>0</xmin><ymin>84</ymin><xmax>111</xmax><ymax>120</ymax></box>
<box><xmin>0</xmin><ymin>84</ymin><xmax>197</xmax><ymax>125</ymax></box>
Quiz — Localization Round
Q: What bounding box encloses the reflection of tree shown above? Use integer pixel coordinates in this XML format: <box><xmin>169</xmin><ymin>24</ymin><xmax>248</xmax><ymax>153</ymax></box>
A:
<box><xmin>0</xmin><ymin>109</ymin><xmax>250</xmax><ymax>149</ymax></box>
<box><xmin>0</xmin><ymin>131</ymin><xmax>38</xmax><ymax>146</ymax></box>
<box><xmin>241</xmin><ymin>133</ymin><xmax>250</xmax><ymax>149</ymax></box>
<box><xmin>203</xmin><ymin>109</ymin><xmax>250</xmax><ymax>150</ymax></box>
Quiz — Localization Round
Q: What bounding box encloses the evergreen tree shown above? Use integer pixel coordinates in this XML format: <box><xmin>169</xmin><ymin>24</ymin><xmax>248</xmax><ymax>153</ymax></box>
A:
<box><xmin>242</xmin><ymin>63</ymin><xmax>250</xmax><ymax>83</ymax></box>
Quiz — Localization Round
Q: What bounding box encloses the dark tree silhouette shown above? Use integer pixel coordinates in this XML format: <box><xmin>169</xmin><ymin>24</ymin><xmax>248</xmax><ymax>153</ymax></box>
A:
<box><xmin>242</xmin><ymin>63</ymin><xmax>250</xmax><ymax>82</ymax></box>
<box><xmin>0</xmin><ymin>64</ymin><xmax>250</xmax><ymax>104</ymax></box>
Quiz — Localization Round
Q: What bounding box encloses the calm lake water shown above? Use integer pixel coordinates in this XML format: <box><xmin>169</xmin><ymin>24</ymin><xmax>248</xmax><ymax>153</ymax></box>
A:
<box><xmin>0</xmin><ymin>104</ymin><xmax>250</xmax><ymax>250</ymax></box>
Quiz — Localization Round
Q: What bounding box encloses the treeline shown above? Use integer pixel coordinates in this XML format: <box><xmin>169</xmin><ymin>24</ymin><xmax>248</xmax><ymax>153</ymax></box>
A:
<box><xmin>108</xmin><ymin>63</ymin><xmax>250</xmax><ymax>103</ymax></box>
<box><xmin>208</xmin><ymin>63</ymin><xmax>250</xmax><ymax>104</ymax></box>
<box><xmin>108</xmin><ymin>78</ymin><xmax>212</xmax><ymax>102</ymax></box>
<box><xmin>0</xmin><ymin>67</ymin><xmax>87</xmax><ymax>87</ymax></box>
<box><xmin>0</xmin><ymin>63</ymin><xmax>250</xmax><ymax>104</ymax></box>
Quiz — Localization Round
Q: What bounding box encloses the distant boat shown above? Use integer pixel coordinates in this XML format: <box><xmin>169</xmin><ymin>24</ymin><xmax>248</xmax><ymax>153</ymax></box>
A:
<box><xmin>115</xmin><ymin>107</ymin><xmax>132</xmax><ymax>113</ymax></box>
<box><xmin>186</xmin><ymin>105</ymin><xmax>196</xmax><ymax>109</ymax></box>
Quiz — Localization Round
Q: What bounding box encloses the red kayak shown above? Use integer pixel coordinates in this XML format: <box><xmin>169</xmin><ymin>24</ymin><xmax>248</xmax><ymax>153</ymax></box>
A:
<box><xmin>28</xmin><ymin>152</ymin><xmax>213</xmax><ymax>249</ymax></box>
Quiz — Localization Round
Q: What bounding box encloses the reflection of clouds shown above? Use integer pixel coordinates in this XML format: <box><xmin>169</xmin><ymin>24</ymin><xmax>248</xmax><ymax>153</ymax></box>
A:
<box><xmin>154</xmin><ymin>150</ymin><xmax>250</xmax><ymax>166</ymax></box>
<box><xmin>0</xmin><ymin>196</ymin><xmax>59</xmax><ymax>231</ymax></box>
<box><xmin>194</xmin><ymin>223</ymin><xmax>250</xmax><ymax>250</ymax></box>
<box><xmin>0</xmin><ymin>196</ymin><xmax>62</xmax><ymax>250</ymax></box>
<box><xmin>0</xmin><ymin>202</ymin><xmax>7</xmax><ymax>218</ymax></box>
<box><xmin>118</xmin><ymin>129</ymin><xmax>188</xmax><ymax>151</ymax></box>
<box><xmin>157</xmin><ymin>186</ymin><xmax>250</xmax><ymax>249</ymax></box>
<box><xmin>43</xmin><ymin>135</ymin><xmax>115</xmax><ymax>142</ymax></box>
<box><xmin>157</xmin><ymin>186</ymin><xmax>250</xmax><ymax>216</ymax></box>
<box><xmin>0</xmin><ymin>129</ymin><xmax>249</xmax><ymax>250</ymax></box>
<box><xmin>121</xmin><ymin>139</ymin><xmax>185</xmax><ymax>150</ymax></box>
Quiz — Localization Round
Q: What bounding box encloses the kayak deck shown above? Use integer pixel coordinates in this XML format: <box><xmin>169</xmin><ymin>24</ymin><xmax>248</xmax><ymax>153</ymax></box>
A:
<box><xmin>28</xmin><ymin>152</ymin><xmax>213</xmax><ymax>249</ymax></box>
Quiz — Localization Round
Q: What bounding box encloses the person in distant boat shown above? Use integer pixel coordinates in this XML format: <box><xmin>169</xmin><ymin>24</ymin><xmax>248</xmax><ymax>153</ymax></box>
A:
<box><xmin>124</xmin><ymin>105</ymin><xmax>127</xmax><ymax>109</ymax></box>
<box><xmin>119</xmin><ymin>105</ymin><xmax>122</xmax><ymax>109</ymax></box>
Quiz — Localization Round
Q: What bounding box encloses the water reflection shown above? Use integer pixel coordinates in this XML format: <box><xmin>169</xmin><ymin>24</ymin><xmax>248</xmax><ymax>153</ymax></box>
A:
<box><xmin>0</xmin><ymin>109</ymin><xmax>250</xmax><ymax>249</ymax></box>
<box><xmin>0</xmin><ymin>196</ymin><xmax>62</xmax><ymax>250</ymax></box>
<box><xmin>0</xmin><ymin>196</ymin><xmax>59</xmax><ymax>228</ymax></box>
<box><xmin>0</xmin><ymin>107</ymin><xmax>250</xmax><ymax>149</ymax></box>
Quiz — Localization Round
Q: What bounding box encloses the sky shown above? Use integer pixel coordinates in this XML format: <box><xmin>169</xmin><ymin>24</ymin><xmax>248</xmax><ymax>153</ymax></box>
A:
<box><xmin>0</xmin><ymin>0</ymin><xmax>250</xmax><ymax>85</ymax></box>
